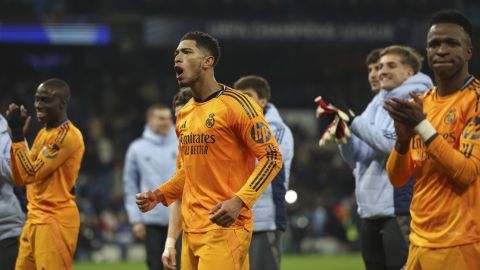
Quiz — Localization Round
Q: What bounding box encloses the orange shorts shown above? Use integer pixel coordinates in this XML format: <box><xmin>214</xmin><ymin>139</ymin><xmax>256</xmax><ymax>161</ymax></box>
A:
<box><xmin>406</xmin><ymin>242</ymin><xmax>480</xmax><ymax>270</ymax></box>
<box><xmin>15</xmin><ymin>223</ymin><xmax>79</xmax><ymax>270</ymax></box>
<box><xmin>181</xmin><ymin>228</ymin><xmax>252</xmax><ymax>270</ymax></box>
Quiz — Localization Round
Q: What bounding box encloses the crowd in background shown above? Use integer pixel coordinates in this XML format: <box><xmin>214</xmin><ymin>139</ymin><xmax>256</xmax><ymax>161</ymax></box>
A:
<box><xmin>0</xmin><ymin>46</ymin><xmax>363</xmax><ymax>259</ymax></box>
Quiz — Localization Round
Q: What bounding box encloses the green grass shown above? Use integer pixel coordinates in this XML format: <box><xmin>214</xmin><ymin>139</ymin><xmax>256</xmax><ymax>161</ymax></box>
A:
<box><xmin>74</xmin><ymin>254</ymin><xmax>363</xmax><ymax>270</ymax></box>
<box><xmin>281</xmin><ymin>254</ymin><xmax>363</xmax><ymax>270</ymax></box>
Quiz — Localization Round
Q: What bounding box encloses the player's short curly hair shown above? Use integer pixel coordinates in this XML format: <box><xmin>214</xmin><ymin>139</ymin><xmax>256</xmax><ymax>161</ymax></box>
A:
<box><xmin>380</xmin><ymin>45</ymin><xmax>423</xmax><ymax>74</ymax></box>
<box><xmin>429</xmin><ymin>10</ymin><xmax>472</xmax><ymax>41</ymax></box>
<box><xmin>233</xmin><ymin>75</ymin><xmax>271</xmax><ymax>101</ymax></box>
<box><xmin>172</xmin><ymin>87</ymin><xmax>193</xmax><ymax>110</ymax></box>
<box><xmin>181</xmin><ymin>31</ymin><xmax>221</xmax><ymax>66</ymax></box>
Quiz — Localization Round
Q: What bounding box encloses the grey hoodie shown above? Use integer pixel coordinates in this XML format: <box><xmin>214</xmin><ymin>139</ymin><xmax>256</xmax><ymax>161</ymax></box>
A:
<box><xmin>339</xmin><ymin>72</ymin><xmax>433</xmax><ymax>218</ymax></box>
<box><xmin>0</xmin><ymin>115</ymin><xmax>25</xmax><ymax>240</ymax></box>
<box><xmin>123</xmin><ymin>126</ymin><xmax>178</xmax><ymax>225</ymax></box>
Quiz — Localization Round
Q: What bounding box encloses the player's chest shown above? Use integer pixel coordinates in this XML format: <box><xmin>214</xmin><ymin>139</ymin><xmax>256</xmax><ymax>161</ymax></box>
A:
<box><xmin>178</xmin><ymin>107</ymin><xmax>230</xmax><ymax>137</ymax></box>
<box><xmin>30</xmin><ymin>132</ymin><xmax>58</xmax><ymax>160</ymax></box>
<box><xmin>177</xmin><ymin>107</ymin><xmax>235</xmax><ymax>157</ymax></box>
<box><xmin>410</xmin><ymin>101</ymin><xmax>466</xmax><ymax>162</ymax></box>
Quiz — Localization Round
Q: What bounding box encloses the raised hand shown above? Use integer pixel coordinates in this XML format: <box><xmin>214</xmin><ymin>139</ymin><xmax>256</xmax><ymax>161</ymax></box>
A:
<box><xmin>6</xmin><ymin>103</ymin><xmax>30</xmax><ymax>142</ymax></box>
<box><xmin>383</xmin><ymin>92</ymin><xmax>425</xmax><ymax>128</ymax></box>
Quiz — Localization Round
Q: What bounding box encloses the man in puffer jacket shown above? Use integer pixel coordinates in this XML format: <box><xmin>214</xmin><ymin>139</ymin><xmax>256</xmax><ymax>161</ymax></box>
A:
<box><xmin>337</xmin><ymin>46</ymin><xmax>433</xmax><ymax>270</ymax></box>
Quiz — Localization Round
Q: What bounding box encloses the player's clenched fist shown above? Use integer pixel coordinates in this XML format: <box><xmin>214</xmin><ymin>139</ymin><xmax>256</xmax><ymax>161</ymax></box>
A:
<box><xmin>209</xmin><ymin>196</ymin><xmax>246</xmax><ymax>227</ymax></box>
<box><xmin>136</xmin><ymin>190</ymin><xmax>159</xmax><ymax>212</ymax></box>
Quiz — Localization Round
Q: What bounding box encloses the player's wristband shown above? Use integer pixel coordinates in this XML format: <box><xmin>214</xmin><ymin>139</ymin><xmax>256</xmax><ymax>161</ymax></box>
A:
<box><xmin>162</xmin><ymin>237</ymin><xmax>176</xmax><ymax>257</ymax></box>
<box><xmin>165</xmin><ymin>237</ymin><xmax>176</xmax><ymax>248</ymax></box>
<box><xmin>414</xmin><ymin>119</ymin><xmax>437</xmax><ymax>143</ymax></box>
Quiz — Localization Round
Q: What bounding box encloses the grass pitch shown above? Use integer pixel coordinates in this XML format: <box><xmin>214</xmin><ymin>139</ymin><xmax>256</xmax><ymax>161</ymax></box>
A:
<box><xmin>74</xmin><ymin>253</ymin><xmax>364</xmax><ymax>270</ymax></box>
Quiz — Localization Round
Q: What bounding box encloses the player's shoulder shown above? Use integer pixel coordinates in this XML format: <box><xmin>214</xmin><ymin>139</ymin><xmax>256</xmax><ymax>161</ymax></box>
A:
<box><xmin>176</xmin><ymin>98</ymin><xmax>195</xmax><ymax>121</ymax></box>
<box><xmin>465</xmin><ymin>77</ymin><xmax>480</xmax><ymax>95</ymax></box>
<box><xmin>57</xmin><ymin>121</ymin><xmax>84</xmax><ymax>147</ymax></box>
<box><xmin>180</xmin><ymin>98</ymin><xmax>195</xmax><ymax>112</ymax></box>
<box><xmin>219</xmin><ymin>86</ymin><xmax>262</xmax><ymax>120</ymax></box>
<box><xmin>420</xmin><ymin>87</ymin><xmax>437</xmax><ymax>101</ymax></box>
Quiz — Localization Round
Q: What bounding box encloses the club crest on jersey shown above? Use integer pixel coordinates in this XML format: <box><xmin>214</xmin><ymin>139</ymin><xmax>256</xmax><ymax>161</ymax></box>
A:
<box><xmin>250</xmin><ymin>122</ymin><xmax>271</xmax><ymax>143</ymax></box>
<box><xmin>205</xmin><ymin>113</ymin><xmax>215</xmax><ymax>128</ymax></box>
<box><xmin>42</xmin><ymin>143</ymin><xmax>59</xmax><ymax>159</ymax></box>
<box><xmin>444</xmin><ymin>108</ymin><xmax>457</xmax><ymax>125</ymax></box>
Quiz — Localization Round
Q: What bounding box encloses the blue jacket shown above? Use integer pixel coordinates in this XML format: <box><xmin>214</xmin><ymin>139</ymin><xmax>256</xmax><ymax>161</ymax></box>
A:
<box><xmin>253</xmin><ymin>103</ymin><xmax>294</xmax><ymax>232</ymax></box>
<box><xmin>0</xmin><ymin>115</ymin><xmax>25</xmax><ymax>241</ymax></box>
<box><xmin>123</xmin><ymin>126</ymin><xmax>178</xmax><ymax>225</ymax></box>
<box><xmin>338</xmin><ymin>72</ymin><xmax>433</xmax><ymax>218</ymax></box>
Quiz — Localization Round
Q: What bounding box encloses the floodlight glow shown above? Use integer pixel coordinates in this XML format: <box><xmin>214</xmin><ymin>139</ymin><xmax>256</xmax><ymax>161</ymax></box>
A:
<box><xmin>285</xmin><ymin>190</ymin><xmax>298</xmax><ymax>204</ymax></box>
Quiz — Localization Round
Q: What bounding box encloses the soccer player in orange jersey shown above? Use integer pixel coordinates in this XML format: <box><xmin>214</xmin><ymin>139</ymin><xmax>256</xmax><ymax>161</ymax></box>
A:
<box><xmin>136</xmin><ymin>32</ymin><xmax>282</xmax><ymax>270</ymax></box>
<box><xmin>384</xmin><ymin>10</ymin><xmax>480</xmax><ymax>269</ymax></box>
<box><xmin>6</xmin><ymin>78</ymin><xmax>85</xmax><ymax>270</ymax></box>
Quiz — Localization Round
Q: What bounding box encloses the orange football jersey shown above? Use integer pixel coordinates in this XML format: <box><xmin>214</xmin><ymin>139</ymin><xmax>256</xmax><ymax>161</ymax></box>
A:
<box><xmin>10</xmin><ymin>121</ymin><xmax>85</xmax><ymax>227</ymax></box>
<box><xmin>387</xmin><ymin>77</ymin><xmax>480</xmax><ymax>247</ymax></box>
<box><xmin>159</xmin><ymin>85</ymin><xmax>282</xmax><ymax>233</ymax></box>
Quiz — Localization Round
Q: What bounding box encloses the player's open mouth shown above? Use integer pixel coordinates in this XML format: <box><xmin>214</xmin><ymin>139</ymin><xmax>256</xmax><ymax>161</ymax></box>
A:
<box><xmin>175</xmin><ymin>66</ymin><xmax>184</xmax><ymax>79</ymax></box>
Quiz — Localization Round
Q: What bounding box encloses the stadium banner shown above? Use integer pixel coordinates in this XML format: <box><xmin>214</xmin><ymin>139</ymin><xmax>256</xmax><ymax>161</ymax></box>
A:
<box><xmin>144</xmin><ymin>17</ymin><xmax>426</xmax><ymax>47</ymax></box>
<box><xmin>0</xmin><ymin>24</ymin><xmax>111</xmax><ymax>45</ymax></box>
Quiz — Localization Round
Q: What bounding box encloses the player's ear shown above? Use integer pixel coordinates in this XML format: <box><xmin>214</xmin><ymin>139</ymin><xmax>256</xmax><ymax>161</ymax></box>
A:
<box><xmin>203</xmin><ymin>56</ymin><xmax>215</xmax><ymax>69</ymax></box>
<box><xmin>407</xmin><ymin>67</ymin><xmax>414</xmax><ymax>77</ymax></box>
<box><xmin>60</xmin><ymin>98</ymin><xmax>68</xmax><ymax>111</ymax></box>
<box><xmin>466</xmin><ymin>46</ymin><xmax>473</xmax><ymax>61</ymax></box>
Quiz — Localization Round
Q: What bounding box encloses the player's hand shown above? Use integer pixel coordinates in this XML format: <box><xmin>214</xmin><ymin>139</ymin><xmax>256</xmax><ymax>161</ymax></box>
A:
<box><xmin>136</xmin><ymin>190</ymin><xmax>159</xmax><ymax>212</ymax></box>
<box><xmin>162</xmin><ymin>246</ymin><xmax>177</xmax><ymax>270</ymax></box>
<box><xmin>6</xmin><ymin>103</ymin><xmax>31</xmax><ymax>141</ymax></box>
<box><xmin>393</xmin><ymin>120</ymin><xmax>414</xmax><ymax>154</ymax></box>
<box><xmin>383</xmin><ymin>92</ymin><xmax>425</xmax><ymax>128</ymax></box>
<box><xmin>394</xmin><ymin>119</ymin><xmax>414</xmax><ymax>142</ymax></box>
<box><xmin>209</xmin><ymin>196</ymin><xmax>246</xmax><ymax>227</ymax></box>
<box><xmin>132</xmin><ymin>222</ymin><xmax>146</xmax><ymax>240</ymax></box>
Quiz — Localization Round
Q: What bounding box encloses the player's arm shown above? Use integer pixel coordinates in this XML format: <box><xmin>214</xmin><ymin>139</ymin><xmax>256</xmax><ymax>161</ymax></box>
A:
<box><xmin>338</xmin><ymin>134</ymin><xmax>375</xmax><ymax>167</ymax></box>
<box><xmin>383</xmin><ymin>98</ymin><xmax>418</xmax><ymax>187</ymax></box>
<box><xmin>136</xmin><ymin>166</ymin><xmax>186</xmax><ymax>211</ymax></box>
<box><xmin>164</xmin><ymin>154</ymin><xmax>184</xmax><ymax>238</ymax></box>
<box><xmin>385</xmin><ymin>93</ymin><xmax>480</xmax><ymax>187</ymax></box>
<box><xmin>423</xmin><ymin>113</ymin><xmax>480</xmax><ymax>187</ymax></box>
<box><xmin>137</xmin><ymin>145</ymin><xmax>186</xmax><ymax>212</ymax></box>
<box><xmin>234</xmin><ymin>102</ymin><xmax>283</xmax><ymax>209</ymax></box>
<box><xmin>162</xmin><ymin>198</ymin><xmax>182</xmax><ymax>270</ymax></box>
<box><xmin>350</xmin><ymin>109</ymin><xmax>396</xmax><ymax>155</ymax></box>
<box><xmin>10</xmin><ymin>127</ymin><xmax>81</xmax><ymax>186</ymax></box>
<box><xmin>386</xmin><ymin>144</ymin><xmax>415</xmax><ymax>187</ymax></box>
<box><xmin>157</xmin><ymin>150</ymin><xmax>186</xmax><ymax>206</ymax></box>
